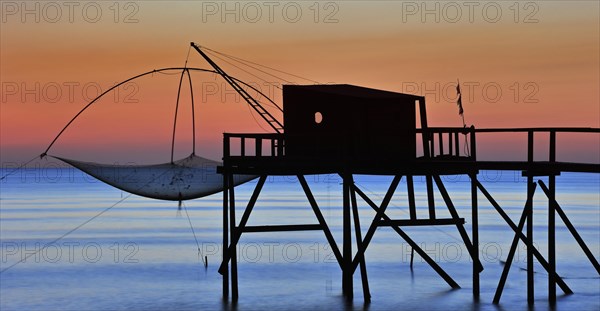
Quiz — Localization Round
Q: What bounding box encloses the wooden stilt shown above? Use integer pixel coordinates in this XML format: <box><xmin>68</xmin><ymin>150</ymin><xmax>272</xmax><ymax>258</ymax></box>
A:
<box><xmin>470</xmin><ymin>173</ymin><xmax>480</xmax><ymax>299</ymax></box>
<box><xmin>538</xmin><ymin>180</ymin><xmax>600</xmax><ymax>274</ymax></box>
<box><xmin>407</xmin><ymin>175</ymin><xmax>417</xmax><ymax>220</ymax></box>
<box><xmin>426</xmin><ymin>175</ymin><xmax>436</xmax><ymax>219</ymax></box>
<box><xmin>527</xmin><ymin>176</ymin><xmax>534</xmax><ymax>306</ymax></box>
<box><xmin>228</xmin><ymin>175</ymin><xmax>238</xmax><ymax>301</ymax></box>
<box><xmin>350</xmin><ymin>177</ymin><xmax>371</xmax><ymax>301</ymax></box>
<box><xmin>432</xmin><ymin>175</ymin><xmax>483</xmax><ymax>272</ymax></box>
<box><xmin>475</xmin><ymin>180</ymin><xmax>572</xmax><ymax>294</ymax></box>
<box><xmin>397</xmin><ymin>229</ymin><xmax>460</xmax><ymax>288</ymax></box>
<box><xmin>351</xmin><ymin>176</ymin><xmax>402</xmax><ymax>270</ymax></box>
<box><xmin>222</xmin><ymin>172</ymin><xmax>229</xmax><ymax>299</ymax></box>
<box><xmin>527</xmin><ymin>131</ymin><xmax>534</xmax><ymax>306</ymax></box>
<box><xmin>352</xmin><ymin>185</ymin><xmax>460</xmax><ymax>289</ymax></box>
<box><xmin>219</xmin><ymin>176</ymin><xmax>267</xmax><ymax>274</ymax></box>
<box><xmin>548</xmin><ymin>130</ymin><xmax>557</xmax><ymax>305</ymax></box>
<box><xmin>406</xmin><ymin>174</ymin><xmax>417</xmax><ymax>274</ymax></box>
<box><xmin>493</xmin><ymin>182</ymin><xmax>536</xmax><ymax>304</ymax></box>
<box><xmin>342</xmin><ymin>174</ymin><xmax>353</xmax><ymax>298</ymax></box>
<box><xmin>297</xmin><ymin>175</ymin><xmax>344</xmax><ymax>268</ymax></box>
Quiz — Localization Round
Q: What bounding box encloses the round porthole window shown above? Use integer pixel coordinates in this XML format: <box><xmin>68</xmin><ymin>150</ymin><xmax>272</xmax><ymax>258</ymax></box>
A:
<box><xmin>315</xmin><ymin>112</ymin><xmax>323</xmax><ymax>124</ymax></box>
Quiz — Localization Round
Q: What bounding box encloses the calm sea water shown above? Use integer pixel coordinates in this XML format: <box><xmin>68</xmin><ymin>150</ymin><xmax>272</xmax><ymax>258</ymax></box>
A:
<box><xmin>1</xmin><ymin>169</ymin><xmax>598</xmax><ymax>310</ymax></box>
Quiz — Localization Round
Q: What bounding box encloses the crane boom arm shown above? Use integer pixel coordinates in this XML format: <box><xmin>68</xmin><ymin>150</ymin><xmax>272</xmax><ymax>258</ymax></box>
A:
<box><xmin>190</xmin><ymin>42</ymin><xmax>284</xmax><ymax>133</ymax></box>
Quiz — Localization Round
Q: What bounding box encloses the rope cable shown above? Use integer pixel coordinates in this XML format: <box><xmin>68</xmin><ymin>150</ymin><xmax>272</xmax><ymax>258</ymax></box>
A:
<box><xmin>41</xmin><ymin>67</ymin><xmax>218</xmax><ymax>156</ymax></box>
<box><xmin>184</xmin><ymin>45</ymin><xmax>191</xmax><ymax>67</ymax></box>
<box><xmin>41</xmin><ymin>46</ymin><xmax>312</xmax><ymax>157</ymax></box>
<box><xmin>245</xmin><ymin>100</ymin><xmax>272</xmax><ymax>133</ymax></box>
<box><xmin>186</xmin><ymin>69</ymin><xmax>196</xmax><ymax>155</ymax></box>
<box><xmin>0</xmin><ymin>160</ymin><xmax>182</xmax><ymax>274</ymax></box>
<box><xmin>0</xmin><ymin>191</ymin><xmax>134</xmax><ymax>274</ymax></box>
<box><xmin>230</xmin><ymin>76</ymin><xmax>283</xmax><ymax>112</ymax></box>
<box><xmin>170</xmin><ymin>69</ymin><xmax>187</xmax><ymax>163</ymax></box>
<box><xmin>201</xmin><ymin>49</ymin><xmax>283</xmax><ymax>112</ymax></box>
<box><xmin>39</xmin><ymin>67</ymin><xmax>281</xmax><ymax>158</ymax></box>
<box><xmin>200</xmin><ymin>45</ymin><xmax>320</xmax><ymax>84</ymax></box>
<box><xmin>0</xmin><ymin>155</ymin><xmax>40</xmax><ymax>181</ymax></box>
<box><xmin>206</xmin><ymin>49</ymin><xmax>293</xmax><ymax>84</ymax></box>
<box><xmin>182</xmin><ymin>201</ymin><xmax>205</xmax><ymax>266</ymax></box>
<box><xmin>200</xmin><ymin>49</ymin><xmax>284</xmax><ymax>113</ymax></box>
<box><xmin>203</xmin><ymin>49</ymin><xmax>282</xmax><ymax>90</ymax></box>
<box><xmin>156</xmin><ymin>71</ymin><xmax>182</xmax><ymax>76</ymax></box>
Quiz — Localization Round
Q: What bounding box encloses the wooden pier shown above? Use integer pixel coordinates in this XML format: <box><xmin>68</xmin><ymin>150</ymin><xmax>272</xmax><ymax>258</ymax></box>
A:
<box><xmin>217</xmin><ymin>126</ymin><xmax>599</xmax><ymax>305</ymax></box>
<box><xmin>188</xmin><ymin>42</ymin><xmax>599</xmax><ymax>306</ymax></box>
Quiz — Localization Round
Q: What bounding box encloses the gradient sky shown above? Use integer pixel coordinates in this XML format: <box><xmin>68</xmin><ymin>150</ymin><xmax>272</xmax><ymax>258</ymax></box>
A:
<box><xmin>1</xmin><ymin>1</ymin><xmax>599</xmax><ymax>165</ymax></box>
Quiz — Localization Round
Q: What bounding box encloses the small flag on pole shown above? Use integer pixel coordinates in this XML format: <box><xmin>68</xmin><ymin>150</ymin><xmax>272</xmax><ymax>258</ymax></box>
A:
<box><xmin>456</xmin><ymin>79</ymin><xmax>466</xmax><ymax>128</ymax></box>
<box><xmin>456</xmin><ymin>82</ymin><xmax>464</xmax><ymax>116</ymax></box>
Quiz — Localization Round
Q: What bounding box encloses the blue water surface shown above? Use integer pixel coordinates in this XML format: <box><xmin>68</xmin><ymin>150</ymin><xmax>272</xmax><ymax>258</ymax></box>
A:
<box><xmin>1</xmin><ymin>169</ymin><xmax>598</xmax><ymax>310</ymax></box>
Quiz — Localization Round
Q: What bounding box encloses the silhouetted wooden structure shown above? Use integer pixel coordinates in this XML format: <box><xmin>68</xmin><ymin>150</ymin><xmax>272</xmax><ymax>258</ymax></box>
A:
<box><xmin>216</xmin><ymin>87</ymin><xmax>600</xmax><ymax>305</ymax></box>
<box><xmin>189</xmin><ymin>42</ymin><xmax>600</xmax><ymax>306</ymax></box>
<box><xmin>284</xmin><ymin>84</ymin><xmax>416</xmax><ymax>163</ymax></box>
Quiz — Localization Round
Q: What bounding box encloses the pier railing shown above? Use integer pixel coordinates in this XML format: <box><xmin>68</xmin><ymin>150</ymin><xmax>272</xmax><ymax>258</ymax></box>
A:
<box><xmin>224</xmin><ymin>133</ymin><xmax>285</xmax><ymax>159</ymax></box>
<box><xmin>223</xmin><ymin>127</ymin><xmax>600</xmax><ymax>168</ymax></box>
<box><xmin>480</xmin><ymin>127</ymin><xmax>598</xmax><ymax>164</ymax></box>
<box><xmin>417</xmin><ymin>127</ymin><xmax>476</xmax><ymax>160</ymax></box>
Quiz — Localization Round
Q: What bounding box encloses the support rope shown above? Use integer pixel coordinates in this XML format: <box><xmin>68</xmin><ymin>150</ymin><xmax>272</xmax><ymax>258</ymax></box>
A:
<box><xmin>182</xmin><ymin>201</ymin><xmax>206</xmax><ymax>267</ymax></box>
<box><xmin>204</xmin><ymin>48</ymin><xmax>293</xmax><ymax>84</ymax></box>
<box><xmin>38</xmin><ymin>67</ymin><xmax>280</xmax><ymax>164</ymax></box>
<box><xmin>1</xmin><ymin>161</ymin><xmax>180</xmax><ymax>274</ymax></box>
<box><xmin>41</xmin><ymin>67</ymin><xmax>219</xmax><ymax>157</ymax></box>
<box><xmin>0</xmin><ymin>192</ymin><xmax>134</xmax><ymax>274</ymax></box>
<box><xmin>199</xmin><ymin>45</ymin><xmax>320</xmax><ymax>84</ymax></box>
<box><xmin>186</xmin><ymin>69</ymin><xmax>196</xmax><ymax>155</ymax></box>
<box><xmin>246</xmin><ymin>99</ymin><xmax>272</xmax><ymax>133</ymax></box>
<box><xmin>204</xmin><ymin>49</ymin><xmax>283</xmax><ymax>90</ymax></box>
<box><xmin>0</xmin><ymin>155</ymin><xmax>40</xmax><ymax>181</ymax></box>
<box><xmin>171</xmin><ymin>69</ymin><xmax>187</xmax><ymax>163</ymax></box>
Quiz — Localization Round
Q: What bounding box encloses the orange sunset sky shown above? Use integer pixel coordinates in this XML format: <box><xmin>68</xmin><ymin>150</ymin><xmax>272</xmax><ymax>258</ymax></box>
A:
<box><xmin>1</xmin><ymin>1</ymin><xmax>599</xmax><ymax>165</ymax></box>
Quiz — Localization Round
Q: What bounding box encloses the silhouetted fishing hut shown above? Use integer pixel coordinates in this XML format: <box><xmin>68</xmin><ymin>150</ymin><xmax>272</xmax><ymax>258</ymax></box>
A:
<box><xmin>33</xmin><ymin>42</ymin><xmax>599</xmax><ymax>307</ymax></box>
<box><xmin>216</xmin><ymin>79</ymin><xmax>486</xmax><ymax>301</ymax></box>
<box><xmin>201</xmin><ymin>43</ymin><xmax>600</xmax><ymax>306</ymax></box>
<box><xmin>284</xmin><ymin>84</ymin><xmax>417</xmax><ymax>164</ymax></box>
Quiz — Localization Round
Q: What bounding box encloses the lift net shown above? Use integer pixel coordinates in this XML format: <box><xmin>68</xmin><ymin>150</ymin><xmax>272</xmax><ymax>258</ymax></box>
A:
<box><xmin>53</xmin><ymin>154</ymin><xmax>256</xmax><ymax>201</ymax></box>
